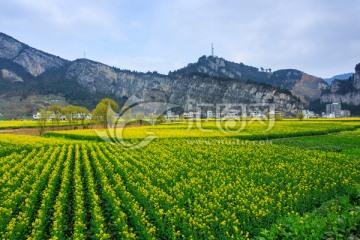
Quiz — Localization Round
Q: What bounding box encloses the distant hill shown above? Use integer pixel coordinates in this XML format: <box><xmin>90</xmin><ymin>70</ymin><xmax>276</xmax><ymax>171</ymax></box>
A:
<box><xmin>172</xmin><ymin>56</ymin><xmax>328</xmax><ymax>103</ymax></box>
<box><xmin>319</xmin><ymin>63</ymin><xmax>360</xmax><ymax>115</ymax></box>
<box><xmin>0</xmin><ymin>33</ymin><xmax>304</xmax><ymax>118</ymax></box>
<box><xmin>0</xmin><ymin>33</ymin><xmax>68</xmax><ymax>76</ymax></box>
<box><xmin>0</xmin><ymin>33</ymin><xmax>123</xmax><ymax>118</ymax></box>
<box><xmin>171</xmin><ymin>55</ymin><xmax>269</xmax><ymax>83</ymax></box>
<box><xmin>2</xmin><ymin>32</ymin><xmax>359</xmax><ymax>119</ymax></box>
<box><xmin>323</xmin><ymin>73</ymin><xmax>353</xmax><ymax>85</ymax></box>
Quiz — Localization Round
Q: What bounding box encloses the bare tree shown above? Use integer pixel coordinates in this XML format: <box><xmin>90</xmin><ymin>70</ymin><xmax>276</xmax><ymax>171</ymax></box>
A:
<box><xmin>49</xmin><ymin>105</ymin><xmax>63</xmax><ymax>129</ymax></box>
<box><xmin>37</xmin><ymin>109</ymin><xmax>50</xmax><ymax>135</ymax></box>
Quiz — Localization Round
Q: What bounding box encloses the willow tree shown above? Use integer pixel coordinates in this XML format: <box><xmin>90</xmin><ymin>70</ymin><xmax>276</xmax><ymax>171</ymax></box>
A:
<box><xmin>48</xmin><ymin>105</ymin><xmax>63</xmax><ymax>128</ymax></box>
<box><xmin>92</xmin><ymin>98</ymin><xmax>119</xmax><ymax>127</ymax></box>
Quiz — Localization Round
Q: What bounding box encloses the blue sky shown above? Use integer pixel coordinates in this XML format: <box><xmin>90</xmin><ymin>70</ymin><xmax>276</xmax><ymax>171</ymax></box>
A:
<box><xmin>0</xmin><ymin>0</ymin><xmax>359</xmax><ymax>78</ymax></box>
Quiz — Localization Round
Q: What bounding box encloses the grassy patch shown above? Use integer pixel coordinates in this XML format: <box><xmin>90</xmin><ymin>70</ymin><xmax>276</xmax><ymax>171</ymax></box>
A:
<box><xmin>257</xmin><ymin>186</ymin><xmax>360</xmax><ymax>239</ymax></box>
<box><xmin>273</xmin><ymin>129</ymin><xmax>360</xmax><ymax>152</ymax></box>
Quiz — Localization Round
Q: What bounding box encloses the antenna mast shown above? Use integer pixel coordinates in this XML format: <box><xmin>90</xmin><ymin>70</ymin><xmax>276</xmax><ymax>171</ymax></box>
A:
<box><xmin>211</xmin><ymin>43</ymin><xmax>214</xmax><ymax>57</ymax></box>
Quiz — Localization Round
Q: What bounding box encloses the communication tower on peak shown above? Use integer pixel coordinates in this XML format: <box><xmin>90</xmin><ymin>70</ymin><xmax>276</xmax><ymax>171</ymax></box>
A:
<box><xmin>211</xmin><ymin>43</ymin><xmax>214</xmax><ymax>57</ymax></box>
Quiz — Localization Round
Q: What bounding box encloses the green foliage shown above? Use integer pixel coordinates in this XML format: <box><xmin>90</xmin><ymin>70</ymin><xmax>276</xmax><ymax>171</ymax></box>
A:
<box><xmin>308</xmin><ymin>99</ymin><xmax>326</xmax><ymax>114</ymax></box>
<box><xmin>158</xmin><ymin>114</ymin><xmax>166</xmax><ymax>123</ymax></box>
<box><xmin>135</xmin><ymin>111</ymin><xmax>145</xmax><ymax>125</ymax></box>
<box><xmin>76</xmin><ymin>106</ymin><xmax>90</xmax><ymax>127</ymax></box>
<box><xmin>275</xmin><ymin>114</ymin><xmax>283</xmax><ymax>121</ymax></box>
<box><xmin>92</xmin><ymin>98</ymin><xmax>119</xmax><ymax>127</ymax></box>
<box><xmin>62</xmin><ymin>105</ymin><xmax>80</xmax><ymax>128</ymax></box>
<box><xmin>48</xmin><ymin>105</ymin><xmax>63</xmax><ymax>127</ymax></box>
<box><xmin>273</xmin><ymin>129</ymin><xmax>360</xmax><ymax>153</ymax></box>
<box><xmin>257</xmin><ymin>188</ymin><xmax>360</xmax><ymax>239</ymax></box>
<box><xmin>297</xmin><ymin>112</ymin><xmax>304</xmax><ymax>121</ymax></box>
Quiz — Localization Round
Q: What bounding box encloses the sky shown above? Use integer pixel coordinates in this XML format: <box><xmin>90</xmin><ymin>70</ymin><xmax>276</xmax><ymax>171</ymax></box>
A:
<box><xmin>0</xmin><ymin>0</ymin><xmax>359</xmax><ymax>78</ymax></box>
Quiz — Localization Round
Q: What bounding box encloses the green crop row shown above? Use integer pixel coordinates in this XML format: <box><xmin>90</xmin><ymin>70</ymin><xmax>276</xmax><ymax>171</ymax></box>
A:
<box><xmin>0</xmin><ymin>137</ymin><xmax>359</xmax><ymax>239</ymax></box>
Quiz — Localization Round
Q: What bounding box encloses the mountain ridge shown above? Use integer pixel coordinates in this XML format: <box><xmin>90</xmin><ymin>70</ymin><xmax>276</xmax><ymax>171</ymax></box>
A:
<box><xmin>0</xmin><ymin>33</ymin><xmax>68</xmax><ymax>76</ymax></box>
<box><xmin>0</xmin><ymin>32</ymin><xmax>358</xmax><ymax>118</ymax></box>
<box><xmin>323</xmin><ymin>73</ymin><xmax>353</xmax><ymax>85</ymax></box>
<box><xmin>320</xmin><ymin>64</ymin><xmax>360</xmax><ymax>107</ymax></box>
<box><xmin>171</xmin><ymin>55</ymin><xmax>329</xmax><ymax>103</ymax></box>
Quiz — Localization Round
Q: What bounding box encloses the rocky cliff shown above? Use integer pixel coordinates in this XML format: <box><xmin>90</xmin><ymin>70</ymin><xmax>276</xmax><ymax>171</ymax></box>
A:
<box><xmin>269</xmin><ymin>69</ymin><xmax>328</xmax><ymax>103</ymax></box>
<box><xmin>323</xmin><ymin>73</ymin><xmax>353</xmax><ymax>85</ymax></box>
<box><xmin>0</xmin><ymin>32</ymin><xmax>315</xmax><ymax>118</ymax></box>
<box><xmin>320</xmin><ymin>63</ymin><xmax>360</xmax><ymax>106</ymax></box>
<box><xmin>171</xmin><ymin>55</ymin><xmax>268</xmax><ymax>83</ymax></box>
<box><xmin>0</xmin><ymin>33</ymin><xmax>68</xmax><ymax>76</ymax></box>
<box><xmin>65</xmin><ymin>59</ymin><xmax>300</xmax><ymax>115</ymax></box>
<box><xmin>1</xmin><ymin>69</ymin><xmax>23</xmax><ymax>82</ymax></box>
<box><xmin>172</xmin><ymin>56</ymin><xmax>329</xmax><ymax>103</ymax></box>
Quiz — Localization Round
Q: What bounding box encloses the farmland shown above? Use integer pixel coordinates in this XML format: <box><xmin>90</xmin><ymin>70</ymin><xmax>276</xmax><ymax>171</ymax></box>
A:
<box><xmin>0</xmin><ymin>119</ymin><xmax>360</xmax><ymax>239</ymax></box>
<box><xmin>0</xmin><ymin>120</ymin><xmax>87</xmax><ymax>130</ymax></box>
<box><xmin>44</xmin><ymin>119</ymin><xmax>360</xmax><ymax>141</ymax></box>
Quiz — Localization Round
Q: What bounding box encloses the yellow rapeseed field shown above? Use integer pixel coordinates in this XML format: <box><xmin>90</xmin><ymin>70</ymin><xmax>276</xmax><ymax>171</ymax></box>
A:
<box><xmin>0</xmin><ymin>119</ymin><xmax>359</xmax><ymax>239</ymax></box>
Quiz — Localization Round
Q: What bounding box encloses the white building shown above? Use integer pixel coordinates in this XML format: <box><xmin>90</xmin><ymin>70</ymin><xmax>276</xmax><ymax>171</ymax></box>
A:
<box><xmin>33</xmin><ymin>112</ymin><xmax>91</xmax><ymax>120</ymax></box>
<box><xmin>183</xmin><ymin>111</ymin><xmax>200</xmax><ymax>119</ymax></box>
<box><xmin>341</xmin><ymin>110</ymin><xmax>351</xmax><ymax>118</ymax></box>
<box><xmin>249</xmin><ymin>111</ymin><xmax>266</xmax><ymax>118</ymax></box>
<box><xmin>325</xmin><ymin>103</ymin><xmax>342</xmax><ymax>118</ymax></box>
<box><xmin>166</xmin><ymin>111</ymin><xmax>179</xmax><ymax>120</ymax></box>
<box><xmin>33</xmin><ymin>112</ymin><xmax>54</xmax><ymax>120</ymax></box>
<box><xmin>301</xmin><ymin>110</ymin><xmax>316</xmax><ymax>119</ymax></box>
<box><xmin>223</xmin><ymin>112</ymin><xmax>239</xmax><ymax>119</ymax></box>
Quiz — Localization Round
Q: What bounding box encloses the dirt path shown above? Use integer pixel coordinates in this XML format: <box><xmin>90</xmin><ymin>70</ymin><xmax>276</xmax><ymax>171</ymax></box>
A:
<box><xmin>0</xmin><ymin>123</ymin><xmax>146</xmax><ymax>136</ymax></box>
<box><xmin>0</xmin><ymin>125</ymin><xmax>99</xmax><ymax>136</ymax></box>
<box><xmin>0</xmin><ymin>128</ymin><xmax>41</xmax><ymax>136</ymax></box>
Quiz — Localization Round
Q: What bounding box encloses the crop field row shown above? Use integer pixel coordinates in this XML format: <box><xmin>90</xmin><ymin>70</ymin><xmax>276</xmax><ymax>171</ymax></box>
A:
<box><xmin>273</xmin><ymin>128</ymin><xmax>360</xmax><ymax>153</ymax></box>
<box><xmin>0</xmin><ymin>136</ymin><xmax>359</xmax><ymax>239</ymax></box>
<box><xmin>44</xmin><ymin>120</ymin><xmax>360</xmax><ymax>142</ymax></box>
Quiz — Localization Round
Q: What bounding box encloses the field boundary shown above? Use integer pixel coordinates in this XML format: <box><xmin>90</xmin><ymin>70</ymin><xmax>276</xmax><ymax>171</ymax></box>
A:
<box><xmin>43</xmin><ymin>125</ymin><xmax>360</xmax><ymax>143</ymax></box>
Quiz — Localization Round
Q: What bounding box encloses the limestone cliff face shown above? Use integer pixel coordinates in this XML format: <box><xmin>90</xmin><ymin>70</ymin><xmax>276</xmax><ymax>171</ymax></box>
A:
<box><xmin>0</xmin><ymin>33</ymin><xmax>68</xmax><ymax>76</ymax></box>
<box><xmin>269</xmin><ymin>69</ymin><xmax>328</xmax><ymax>103</ymax></box>
<box><xmin>172</xmin><ymin>55</ymin><xmax>268</xmax><ymax>83</ymax></box>
<box><xmin>65</xmin><ymin>59</ymin><xmax>301</xmax><ymax>115</ymax></box>
<box><xmin>3</xmin><ymin>32</ymin><xmax>360</xmax><ymax>117</ymax></box>
<box><xmin>292</xmin><ymin>73</ymin><xmax>328</xmax><ymax>103</ymax></box>
<box><xmin>0</xmin><ymin>33</ymin><xmax>304</xmax><ymax>117</ymax></box>
<box><xmin>320</xmin><ymin>63</ymin><xmax>360</xmax><ymax>105</ymax></box>
<box><xmin>173</xmin><ymin>57</ymin><xmax>329</xmax><ymax>104</ymax></box>
<box><xmin>0</xmin><ymin>69</ymin><xmax>23</xmax><ymax>82</ymax></box>
<box><xmin>13</xmin><ymin>47</ymin><xmax>67</xmax><ymax>76</ymax></box>
<box><xmin>0</xmin><ymin>34</ymin><xmax>23</xmax><ymax>59</ymax></box>
<box><xmin>320</xmin><ymin>92</ymin><xmax>360</xmax><ymax>105</ymax></box>
<box><xmin>353</xmin><ymin>65</ymin><xmax>360</xmax><ymax>90</ymax></box>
